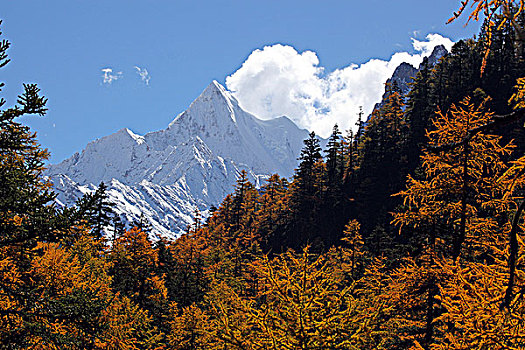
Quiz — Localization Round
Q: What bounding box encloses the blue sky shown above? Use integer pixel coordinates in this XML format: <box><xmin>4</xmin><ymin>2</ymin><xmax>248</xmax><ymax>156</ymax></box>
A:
<box><xmin>2</xmin><ymin>0</ymin><xmax>480</xmax><ymax>162</ymax></box>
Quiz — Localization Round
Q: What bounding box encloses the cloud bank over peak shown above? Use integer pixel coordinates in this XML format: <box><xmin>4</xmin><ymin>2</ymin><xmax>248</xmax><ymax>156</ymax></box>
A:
<box><xmin>226</xmin><ymin>34</ymin><xmax>454</xmax><ymax>138</ymax></box>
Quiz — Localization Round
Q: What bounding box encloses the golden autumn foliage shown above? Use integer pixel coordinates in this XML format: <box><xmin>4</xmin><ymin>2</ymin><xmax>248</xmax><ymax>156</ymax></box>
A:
<box><xmin>98</xmin><ymin>296</ymin><xmax>161</xmax><ymax>350</ymax></box>
<box><xmin>448</xmin><ymin>0</ymin><xmax>525</xmax><ymax>31</ymax></box>
<box><xmin>392</xmin><ymin>97</ymin><xmax>515</xmax><ymax>259</ymax></box>
<box><xmin>391</xmin><ymin>93</ymin><xmax>525</xmax><ymax>349</ymax></box>
<box><xmin>430</xmin><ymin>156</ymin><xmax>525</xmax><ymax>349</ymax></box>
<box><xmin>432</xmin><ymin>252</ymin><xmax>525</xmax><ymax>349</ymax></box>
<box><xmin>0</xmin><ymin>229</ymin><xmax>163</xmax><ymax>349</ymax></box>
<box><xmin>383</xmin><ymin>253</ymin><xmax>447</xmax><ymax>349</ymax></box>
<box><xmin>448</xmin><ymin>0</ymin><xmax>525</xmax><ymax>72</ymax></box>
<box><xmin>110</xmin><ymin>227</ymin><xmax>168</xmax><ymax>306</ymax></box>
<box><xmin>255</xmin><ymin>174</ymin><xmax>289</xmax><ymax>240</ymax></box>
<box><xmin>189</xmin><ymin>221</ymin><xmax>398</xmax><ymax>350</ymax></box>
<box><xmin>340</xmin><ymin>220</ymin><xmax>366</xmax><ymax>279</ymax></box>
<box><xmin>168</xmin><ymin>303</ymin><xmax>210</xmax><ymax>350</ymax></box>
<box><xmin>509</xmin><ymin>77</ymin><xmax>525</xmax><ymax>109</ymax></box>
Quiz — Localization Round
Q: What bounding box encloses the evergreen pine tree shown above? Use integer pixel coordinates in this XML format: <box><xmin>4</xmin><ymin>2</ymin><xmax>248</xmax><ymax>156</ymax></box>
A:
<box><xmin>295</xmin><ymin>131</ymin><xmax>323</xmax><ymax>196</ymax></box>
<box><xmin>287</xmin><ymin>132</ymin><xmax>325</xmax><ymax>250</ymax></box>
<box><xmin>132</xmin><ymin>213</ymin><xmax>152</xmax><ymax>234</ymax></box>
<box><xmin>325</xmin><ymin>124</ymin><xmax>343</xmax><ymax>187</ymax></box>
<box><xmin>76</xmin><ymin>181</ymin><xmax>116</xmax><ymax>238</ymax></box>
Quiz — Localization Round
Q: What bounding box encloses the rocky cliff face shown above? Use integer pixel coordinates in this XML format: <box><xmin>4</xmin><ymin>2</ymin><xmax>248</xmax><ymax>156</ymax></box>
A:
<box><xmin>386</xmin><ymin>62</ymin><xmax>419</xmax><ymax>96</ymax></box>
<box><xmin>367</xmin><ymin>44</ymin><xmax>449</xmax><ymax>119</ymax></box>
<box><xmin>424</xmin><ymin>44</ymin><xmax>447</xmax><ymax>68</ymax></box>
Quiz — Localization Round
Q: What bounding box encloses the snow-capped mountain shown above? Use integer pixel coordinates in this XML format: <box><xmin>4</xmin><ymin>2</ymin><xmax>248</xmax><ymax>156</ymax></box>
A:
<box><xmin>46</xmin><ymin>81</ymin><xmax>310</xmax><ymax>239</ymax></box>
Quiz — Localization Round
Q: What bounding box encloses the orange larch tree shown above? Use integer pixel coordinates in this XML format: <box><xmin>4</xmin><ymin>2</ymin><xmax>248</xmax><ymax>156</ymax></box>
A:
<box><xmin>392</xmin><ymin>95</ymin><xmax>525</xmax><ymax>348</ymax></box>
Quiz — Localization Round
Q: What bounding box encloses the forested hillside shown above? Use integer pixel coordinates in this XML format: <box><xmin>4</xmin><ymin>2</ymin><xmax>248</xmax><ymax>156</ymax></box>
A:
<box><xmin>2</xmin><ymin>1</ymin><xmax>525</xmax><ymax>349</ymax></box>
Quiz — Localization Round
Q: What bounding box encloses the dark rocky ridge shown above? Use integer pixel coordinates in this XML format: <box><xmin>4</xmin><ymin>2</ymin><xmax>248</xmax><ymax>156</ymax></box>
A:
<box><xmin>368</xmin><ymin>44</ymin><xmax>448</xmax><ymax>117</ymax></box>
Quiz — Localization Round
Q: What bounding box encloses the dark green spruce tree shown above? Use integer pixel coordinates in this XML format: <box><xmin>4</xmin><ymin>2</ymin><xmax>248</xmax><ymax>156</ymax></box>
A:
<box><xmin>321</xmin><ymin>124</ymin><xmax>349</xmax><ymax>246</ymax></box>
<box><xmin>288</xmin><ymin>131</ymin><xmax>325</xmax><ymax>250</ymax></box>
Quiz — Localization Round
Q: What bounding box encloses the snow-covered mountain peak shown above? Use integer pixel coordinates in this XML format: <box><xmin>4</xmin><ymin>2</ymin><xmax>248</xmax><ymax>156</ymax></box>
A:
<box><xmin>209</xmin><ymin>79</ymin><xmax>234</xmax><ymax>101</ymax></box>
<box><xmin>47</xmin><ymin>80</ymin><xmax>312</xmax><ymax>238</ymax></box>
<box><xmin>95</xmin><ymin>128</ymin><xmax>145</xmax><ymax>150</ymax></box>
<box><xmin>169</xmin><ymin>80</ymin><xmax>238</xmax><ymax>128</ymax></box>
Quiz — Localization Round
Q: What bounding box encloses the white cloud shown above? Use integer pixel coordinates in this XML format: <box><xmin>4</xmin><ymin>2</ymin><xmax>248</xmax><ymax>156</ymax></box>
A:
<box><xmin>226</xmin><ymin>34</ymin><xmax>454</xmax><ymax>138</ymax></box>
<box><xmin>412</xmin><ymin>33</ymin><xmax>454</xmax><ymax>56</ymax></box>
<box><xmin>101</xmin><ymin>68</ymin><xmax>123</xmax><ymax>84</ymax></box>
<box><xmin>134</xmin><ymin>66</ymin><xmax>151</xmax><ymax>86</ymax></box>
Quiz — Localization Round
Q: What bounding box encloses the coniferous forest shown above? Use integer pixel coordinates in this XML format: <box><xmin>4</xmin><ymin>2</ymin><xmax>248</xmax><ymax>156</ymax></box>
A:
<box><xmin>3</xmin><ymin>1</ymin><xmax>525</xmax><ymax>349</ymax></box>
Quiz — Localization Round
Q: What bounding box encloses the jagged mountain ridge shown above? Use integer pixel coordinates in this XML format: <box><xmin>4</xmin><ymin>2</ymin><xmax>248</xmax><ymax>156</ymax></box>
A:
<box><xmin>46</xmin><ymin>81</ymin><xmax>311</xmax><ymax>239</ymax></box>
<box><xmin>370</xmin><ymin>44</ymin><xmax>448</xmax><ymax>114</ymax></box>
